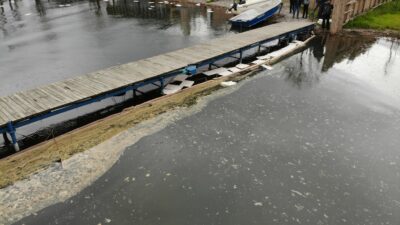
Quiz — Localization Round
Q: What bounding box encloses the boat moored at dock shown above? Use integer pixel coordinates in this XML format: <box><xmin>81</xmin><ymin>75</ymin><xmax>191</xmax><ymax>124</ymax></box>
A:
<box><xmin>229</xmin><ymin>0</ymin><xmax>282</xmax><ymax>27</ymax></box>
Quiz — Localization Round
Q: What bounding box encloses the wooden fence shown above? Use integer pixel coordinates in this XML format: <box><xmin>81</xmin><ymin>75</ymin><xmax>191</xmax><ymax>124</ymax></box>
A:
<box><xmin>331</xmin><ymin>0</ymin><xmax>391</xmax><ymax>33</ymax></box>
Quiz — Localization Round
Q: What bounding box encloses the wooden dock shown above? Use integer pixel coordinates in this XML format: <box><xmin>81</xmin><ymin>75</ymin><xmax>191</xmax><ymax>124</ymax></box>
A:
<box><xmin>0</xmin><ymin>21</ymin><xmax>314</xmax><ymax>150</ymax></box>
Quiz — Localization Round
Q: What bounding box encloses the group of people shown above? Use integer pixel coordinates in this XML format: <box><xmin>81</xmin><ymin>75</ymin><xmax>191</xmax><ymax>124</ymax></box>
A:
<box><xmin>289</xmin><ymin>0</ymin><xmax>310</xmax><ymax>19</ymax></box>
<box><xmin>289</xmin><ymin>0</ymin><xmax>333</xmax><ymax>30</ymax></box>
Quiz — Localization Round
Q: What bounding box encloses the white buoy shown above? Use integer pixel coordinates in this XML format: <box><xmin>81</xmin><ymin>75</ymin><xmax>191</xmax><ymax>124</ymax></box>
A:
<box><xmin>195</xmin><ymin>3</ymin><xmax>200</xmax><ymax>6</ymax></box>
<box><xmin>175</xmin><ymin>3</ymin><xmax>182</xmax><ymax>7</ymax></box>
<box><xmin>207</xmin><ymin>8</ymin><xmax>213</xmax><ymax>13</ymax></box>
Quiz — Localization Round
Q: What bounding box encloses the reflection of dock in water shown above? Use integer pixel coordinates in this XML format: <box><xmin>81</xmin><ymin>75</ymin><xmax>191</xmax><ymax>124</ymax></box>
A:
<box><xmin>105</xmin><ymin>0</ymin><xmax>231</xmax><ymax>32</ymax></box>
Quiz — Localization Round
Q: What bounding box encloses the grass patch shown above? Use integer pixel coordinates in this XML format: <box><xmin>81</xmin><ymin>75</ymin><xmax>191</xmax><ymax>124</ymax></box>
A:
<box><xmin>345</xmin><ymin>1</ymin><xmax>400</xmax><ymax>31</ymax></box>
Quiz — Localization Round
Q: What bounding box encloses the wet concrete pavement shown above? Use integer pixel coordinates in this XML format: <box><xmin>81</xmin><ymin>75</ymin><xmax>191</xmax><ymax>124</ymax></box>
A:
<box><xmin>13</xmin><ymin>37</ymin><xmax>400</xmax><ymax>225</ymax></box>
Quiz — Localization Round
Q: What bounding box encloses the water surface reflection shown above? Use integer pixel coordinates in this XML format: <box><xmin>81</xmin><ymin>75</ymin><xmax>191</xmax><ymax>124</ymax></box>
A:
<box><xmin>0</xmin><ymin>0</ymin><xmax>231</xmax><ymax>96</ymax></box>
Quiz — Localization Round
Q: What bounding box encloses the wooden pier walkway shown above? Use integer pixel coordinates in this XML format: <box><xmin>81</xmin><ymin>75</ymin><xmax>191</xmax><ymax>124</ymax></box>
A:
<box><xmin>0</xmin><ymin>21</ymin><xmax>314</xmax><ymax>150</ymax></box>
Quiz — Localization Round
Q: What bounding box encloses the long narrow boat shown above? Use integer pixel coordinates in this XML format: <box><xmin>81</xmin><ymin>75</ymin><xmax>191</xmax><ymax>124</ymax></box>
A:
<box><xmin>229</xmin><ymin>0</ymin><xmax>282</xmax><ymax>27</ymax></box>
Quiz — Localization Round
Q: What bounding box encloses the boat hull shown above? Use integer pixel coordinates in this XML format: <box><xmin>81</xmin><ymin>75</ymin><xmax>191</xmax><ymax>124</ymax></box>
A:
<box><xmin>230</xmin><ymin>4</ymin><xmax>280</xmax><ymax>28</ymax></box>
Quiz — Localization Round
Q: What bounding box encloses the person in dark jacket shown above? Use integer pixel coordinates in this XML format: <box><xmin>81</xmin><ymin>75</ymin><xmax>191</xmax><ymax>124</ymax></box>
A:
<box><xmin>314</xmin><ymin>0</ymin><xmax>325</xmax><ymax>19</ymax></box>
<box><xmin>290</xmin><ymin>0</ymin><xmax>295</xmax><ymax>13</ymax></box>
<box><xmin>292</xmin><ymin>0</ymin><xmax>301</xmax><ymax>19</ymax></box>
<box><xmin>321</xmin><ymin>0</ymin><xmax>333</xmax><ymax>30</ymax></box>
<box><xmin>302</xmin><ymin>0</ymin><xmax>309</xmax><ymax>18</ymax></box>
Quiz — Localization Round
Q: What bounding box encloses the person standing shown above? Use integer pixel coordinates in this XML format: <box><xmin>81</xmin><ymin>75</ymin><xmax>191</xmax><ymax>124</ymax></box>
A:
<box><xmin>292</xmin><ymin>0</ymin><xmax>301</xmax><ymax>19</ymax></box>
<box><xmin>303</xmin><ymin>0</ymin><xmax>309</xmax><ymax>18</ymax></box>
<box><xmin>290</xmin><ymin>0</ymin><xmax>295</xmax><ymax>13</ymax></box>
<box><xmin>321</xmin><ymin>0</ymin><xmax>333</xmax><ymax>30</ymax></box>
<box><xmin>314</xmin><ymin>0</ymin><xmax>325</xmax><ymax>20</ymax></box>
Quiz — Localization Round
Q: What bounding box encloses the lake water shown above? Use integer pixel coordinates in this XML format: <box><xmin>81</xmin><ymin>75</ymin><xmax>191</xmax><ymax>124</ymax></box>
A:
<box><xmin>11</xmin><ymin>34</ymin><xmax>400</xmax><ymax>225</ymax></box>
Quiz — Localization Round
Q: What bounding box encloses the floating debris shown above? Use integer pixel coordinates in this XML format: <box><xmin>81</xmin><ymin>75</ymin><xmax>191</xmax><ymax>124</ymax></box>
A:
<box><xmin>207</xmin><ymin>8</ymin><xmax>213</xmax><ymax>13</ymax></box>
<box><xmin>175</xmin><ymin>3</ymin><xmax>182</xmax><ymax>7</ymax></box>
<box><xmin>291</xmin><ymin>189</ymin><xmax>306</xmax><ymax>198</ymax></box>
<box><xmin>253</xmin><ymin>201</ymin><xmax>263</xmax><ymax>206</ymax></box>
<box><xmin>235</xmin><ymin>63</ymin><xmax>249</xmax><ymax>69</ymax></box>
<box><xmin>220</xmin><ymin>81</ymin><xmax>237</xmax><ymax>87</ymax></box>
<box><xmin>261</xmin><ymin>65</ymin><xmax>273</xmax><ymax>70</ymax></box>
<box><xmin>196</xmin><ymin>3</ymin><xmax>201</xmax><ymax>6</ymax></box>
<box><xmin>105</xmin><ymin>218</ymin><xmax>112</xmax><ymax>223</ymax></box>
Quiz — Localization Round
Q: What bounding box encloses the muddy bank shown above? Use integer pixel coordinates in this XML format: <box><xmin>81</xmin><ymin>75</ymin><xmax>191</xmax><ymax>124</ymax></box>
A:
<box><xmin>341</xmin><ymin>28</ymin><xmax>400</xmax><ymax>39</ymax></box>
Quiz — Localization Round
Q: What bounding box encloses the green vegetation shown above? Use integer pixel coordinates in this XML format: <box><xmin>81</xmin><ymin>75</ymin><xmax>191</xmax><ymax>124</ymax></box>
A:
<box><xmin>345</xmin><ymin>0</ymin><xmax>400</xmax><ymax>31</ymax></box>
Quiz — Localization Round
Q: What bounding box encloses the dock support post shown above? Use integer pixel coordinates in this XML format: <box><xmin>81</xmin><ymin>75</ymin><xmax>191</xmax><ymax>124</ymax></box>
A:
<box><xmin>159</xmin><ymin>78</ymin><xmax>164</xmax><ymax>90</ymax></box>
<box><xmin>239</xmin><ymin>50</ymin><xmax>243</xmax><ymax>63</ymax></box>
<box><xmin>2</xmin><ymin>132</ymin><xmax>11</xmax><ymax>145</ymax></box>
<box><xmin>6</xmin><ymin>122</ymin><xmax>19</xmax><ymax>152</ymax></box>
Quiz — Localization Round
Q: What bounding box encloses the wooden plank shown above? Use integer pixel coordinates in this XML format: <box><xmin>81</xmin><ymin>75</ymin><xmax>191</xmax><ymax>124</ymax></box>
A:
<box><xmin>0</xmin><ymin>112</ymin><xmax>8</xmax><ymax>125</ymax></box>
<box><xmin>40</xmin><ymin>86</ymin><xmax>75</xmax><ymax>103</ymax></box>
<box><xmin>14</xmin><ymin>92</ymin><xmax>47</xmax><ymax>112</ymax></box>
<box><xmin>62</xmin><ymin>80</ymin><xmax>98</xmax><ymax>97</ymax></box>
<box><xmin>1</xmin><ymin>96</ymin><xmax>30</xmax><ymax>119</ymax></box>
<box><xmin>29</xmin><ymin>89</ymin><xmax>62</xmax><ymax>109</ymax></box>
<box><xmin>86</xmin><ymin>75</ymin><xmax>126</xmax><ymax>91</ymax></box>
<box><xmin>17</xmin><ymin>92</ymin><xmax>50</xmax><ymax>112</ymax></box>
<box><xmin>0</xmin><ymin>99</ymin><xmax>17</xmax><ymax>121</ymax></box>
<box><xmin>48</xmin><ymin>83</ymin><xmax>86</xmax><ymax>101</ymax></box>
<box><xmin>37</xmin><ymin>87</ymin><xmax>70</xmax><ymax>105</ymax></box>
<box><xmin>7</xmin><ymin>95</ymin><xmax>40</xmax><ymax>116</ymax></box>
<box><xmin>0</xmin><ymin>98</ymin><xmax>25</xmax><ymax>119</ymax></box>
<box><xmin>73</xmin><ymin>76</ymin><xmax>110</xmax><ymax>93</ymax></box>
